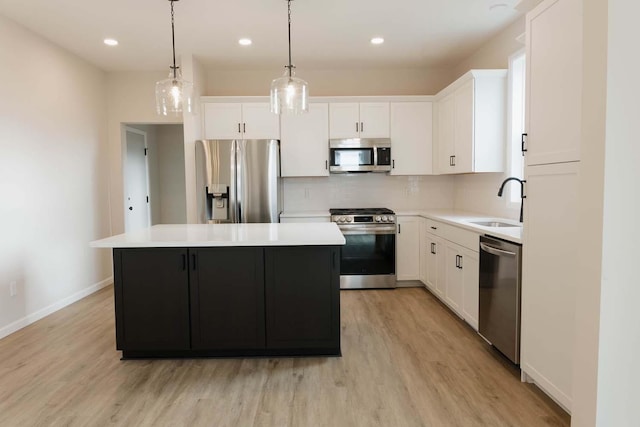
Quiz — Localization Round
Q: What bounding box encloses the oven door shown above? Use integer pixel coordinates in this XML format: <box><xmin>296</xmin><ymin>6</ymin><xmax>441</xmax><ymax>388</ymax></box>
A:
<box><xmin>338</xmin><ymin>224</ymin><xmax>396</xmax><ymax>289</ymax></box>
<box><xmin>329</xmin><ymin>147</ymin><xmax>375</xmax><ymax>173</ymax></box>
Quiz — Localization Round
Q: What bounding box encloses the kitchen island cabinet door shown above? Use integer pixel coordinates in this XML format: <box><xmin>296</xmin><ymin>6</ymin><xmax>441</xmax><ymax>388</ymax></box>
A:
<box><xmin>114</xmin><ymin>248</ymin><xmax>190</xmax><ymax>351</ymax></box>
<box><xmin>265</xmin><ymin>246</ymin><xmax>340</xmax><ymax>353</ymax></box>
<box><xmin>190</xmin><ymin>247</ymin><xmax>265</xmax><ymax>350</ymax></box>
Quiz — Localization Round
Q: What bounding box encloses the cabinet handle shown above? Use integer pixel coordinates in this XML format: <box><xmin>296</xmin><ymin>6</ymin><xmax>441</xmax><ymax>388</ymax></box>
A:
<box><xmin>431</xmin><ymin>242</ymin><xmax>436</xmax><ymax>254</ymax></box>
<box><xmin>356</xmin><ymin>122</ymin><xmax>359</xmax><ymax>133</ymax></box>
<box><xmin>333</xmin><ymin>251</ymin><xmax>336</xmax><ymax>269</ymax></box>
<box><xmin>392</xmin><ymin>159</ymin><xmax>395</xmax><ymax>169</ymax></box>
<box><xmin>455</xmin><ymin>255</ymin><xmax>460</xmax><ymax>268</ymax></box>
<box><xmin>238</xmin><ymin>123</ymin><xmax>241</xmax><ymax>133</ymax></box>
<box><xmin>430</xmin><ymin>226</ymin><xmax>437</xmax><ymax>230</ymax></box>
<box><xmin>243</xmin><ymin>123</ymin><xmax>246</xmax><ymax>133</ymax></box>
<box><xmin>192</xmin><ymin>254</ymin><xmax>197</xmax><ymax>271</ymax></box>
<box><xmin>360</xmin><ymin>122</ymin><xmax>364</xmax><ymax>133</ymax></box>
<box><xmin>521</xmin><ymin>133</ymin><xmax>528</xmax><ymax>155</ymax></box>
<box><xmin>452</xmin><ymin>156</ymin><xmax>456</xmax><ymax>166</ymax></box>
<box><xmin>449</xmin><ymin>156</ymin><xmax>453</xmax><ymax>167</ymax></box>
<box><xmin>325</xmin><ymin>160</ymin><xmax>328</xmax><ymax>170</ymax></box>
<box><xmin>398</xmin><ymin>224</ymin><xmax>401</xmax><ymax>234</ymax></box>
<box><xmin>459</xmin><ymin>255</ymin><xmax>463</xmax><ymax>270</ymax></box>
<box><xmin>182</xmin><ymin>254</ymin><xmax>186</xmax><ymax>271</ymax></box>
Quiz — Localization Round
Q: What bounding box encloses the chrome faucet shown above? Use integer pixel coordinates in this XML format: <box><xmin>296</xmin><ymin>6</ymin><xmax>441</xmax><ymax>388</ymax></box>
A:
<box><xmin>497</xmin><ymin>177</ymin><xmax>526</xmax><ymax>223</ymax></box>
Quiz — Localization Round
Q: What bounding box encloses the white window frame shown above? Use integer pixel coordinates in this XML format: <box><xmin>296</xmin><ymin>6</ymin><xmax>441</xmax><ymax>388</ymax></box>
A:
<box><xmin>505</xmin><ymin>48</ymin><xmax>526</xmax><ymax>207</ymax></box>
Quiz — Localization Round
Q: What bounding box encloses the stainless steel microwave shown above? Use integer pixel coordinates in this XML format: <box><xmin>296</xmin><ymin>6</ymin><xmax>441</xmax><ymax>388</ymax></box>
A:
<box><xmin>329</xmin><ymin>138</ymin><xmax>392</xmax><ymax>173</ymax></box>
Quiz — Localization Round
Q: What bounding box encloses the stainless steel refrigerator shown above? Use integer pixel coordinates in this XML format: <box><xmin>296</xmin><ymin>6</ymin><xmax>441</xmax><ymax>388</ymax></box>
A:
<box><xmin>195</xmin><ymin>139</ymin><xmax>281</xmax><ymax>223</ymax></box>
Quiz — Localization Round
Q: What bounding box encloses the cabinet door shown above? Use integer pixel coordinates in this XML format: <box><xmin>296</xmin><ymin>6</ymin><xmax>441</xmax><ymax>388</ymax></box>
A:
<box><xmin>423</xmin><ymin>233</ymin><xmax>440</xmax><ymax>293</ymax></box>
<box><xmin>396</xmin><ymin>217</ymin><xmax>421</xmax><ymax>281</ymax></box>
<box><xmin>114</xmin><ymin>248</ymin><xmax>190</xmax><ymax>351</ymax></box>
<box><xmin>190</xmin><ymin>248</ymin><xmax>265</xmax><ymax>350</ymax></box>
<box><xmin>265</xmin><ymin>246</ymin><xmax>340</xmax><ymax>351</ymax></box>
<box><xmin>444</xmin><ymin>243</ymin><xmax>464</xmax><ymax>317</ymax></box>
<box><xmin>437</xmin><ymin>94</ymin><xmax>456</xmax><ymax>174</ymax></box>
<box><xmin>242</xmin><ymin>103</ymin><xmax>280</xmax><ymax>140</ymax></box>
<box><xmin>453</xmin><ymin>79</ymin><xmax>474</xmax><ymax>173</ymax></box>
<box><xmin>281</xmin><ymin>103</ymin><xmax>329</xmax><ymax>177</ymax></box>
<box><xmin>526</xmin><ymin>0</ymin><xmax>582</xmax><ymax>165</ymax></box>
<box><xmin>203</xmin><ymin>103</ymin><xmax>243</xmax><ymax>139</ymax></box>
<box><xmin>329</xmin><ymin>103</ymin><xmax>360</xmax><ymax>138</ymax></box>
<box><xmin>359</xmin><ymin>102</ymin><xmax>390</xmax><ymax>138</ymax></box>
<box><xmin>521</xmin><ymin>161</ymin><xmax>579</xmax><ymax>410</ymax></box>
<box><xmin>390</xmin><ymin>102</ymin><xmax>433</xmax><ymax>175</ymax></box>
<box><xmin>461</xmin><ymin>247</ymin><xmax>480</xmax><ymax>331</ymax></box>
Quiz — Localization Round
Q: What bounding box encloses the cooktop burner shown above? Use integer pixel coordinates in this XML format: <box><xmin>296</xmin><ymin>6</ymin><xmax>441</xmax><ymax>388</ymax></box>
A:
<box><xmin>329</xmin><ymin>208</ymin><xmax>395</xmax><ymax>215</ymax></box>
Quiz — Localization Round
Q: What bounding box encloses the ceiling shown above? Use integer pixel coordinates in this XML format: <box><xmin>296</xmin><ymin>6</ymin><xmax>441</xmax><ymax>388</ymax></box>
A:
<box><xmin>0</xmin><ymin>0</ymin><xmax>536</xmax><ymax>72</ymax></box>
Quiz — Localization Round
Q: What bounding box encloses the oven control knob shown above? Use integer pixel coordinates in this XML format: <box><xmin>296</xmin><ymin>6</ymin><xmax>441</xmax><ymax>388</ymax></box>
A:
<box><xmin>340</xmin><ymin>217</ymin><xmax>347</xmax><ymax>223</ymax></box>
<box><xmin>375</xmin><ymin>216</ymin><xmax>381</xmax><ymax>222</ymax></box>
<box><xmin>347</xmin><ymin>217</ymin><xmax>353</xmax><ymax>222</ymax></box>
<box><xmin>382</xmin><ymin>215</ymin><xmax>388</xmax><ymax>222</ymax></box>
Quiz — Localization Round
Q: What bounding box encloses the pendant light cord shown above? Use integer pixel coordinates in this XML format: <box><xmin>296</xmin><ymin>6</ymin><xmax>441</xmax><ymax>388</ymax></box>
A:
<box><xmin>287</xmin><ymin>0</ymin><xmax>293</xmax><ymax>77</ymax></box>
<box><xmin>171</xmin><ymin>0</ymin><xmax>177</xmax><ymax>79</ymax></box>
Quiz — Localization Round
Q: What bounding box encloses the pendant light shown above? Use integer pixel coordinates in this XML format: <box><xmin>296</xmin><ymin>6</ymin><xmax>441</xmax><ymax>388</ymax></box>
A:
<box><xmin>270</xmin><ymin>0</ymin><xmax>309</xmax><ymax>115</ymax></box>
<box><xmin>155</xmin><ymin>0</ymin><xmax>194</xmax><ymax>116</ymax></box>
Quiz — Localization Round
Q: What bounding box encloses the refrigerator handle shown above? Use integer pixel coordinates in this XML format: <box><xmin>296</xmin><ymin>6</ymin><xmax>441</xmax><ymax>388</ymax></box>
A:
<box><xmin>230</xmin><ymin>140</ymin><xmax>239</xmax><ymax>223</ymax></box>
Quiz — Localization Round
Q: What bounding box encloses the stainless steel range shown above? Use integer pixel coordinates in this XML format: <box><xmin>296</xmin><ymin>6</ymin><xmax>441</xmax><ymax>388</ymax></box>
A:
<box><xmin>330</xmin><ymin>208</ymin><xmax>397</xmax><ymax>289</ymax></box>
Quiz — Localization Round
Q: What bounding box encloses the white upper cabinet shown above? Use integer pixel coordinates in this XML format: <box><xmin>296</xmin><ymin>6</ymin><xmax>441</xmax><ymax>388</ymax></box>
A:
<box><xmin>390</xmin><ymin>102</ymin><xmax>434</xmax><ymax>175</ymax></box>
<box><xmin>203</xmin><ymin>102</ymin><xmax>279</xmax><ymax>140</ymax></box>
<box><xmin>435</xmin><ymin>70</ymin><xmax>507</xmax><ymax>175</ymax></box>
<box><xmin>329</xmin><ymin>102</ymin><xmax>390</xmax><ymax>139</ymax></box>
<box><xmin>525</xmin><ymin>0</ymin><xmax>582</xmax><ymax>165</ymax></box>
<box><xmin>203</xmin><ymin>103</ymin><xmax>243</xmax><ymax>140</ymax></box>
<box><xmin>280</xmin><ymin>103</ymin><xmax>330</xmax><ymax>177</ymax></box>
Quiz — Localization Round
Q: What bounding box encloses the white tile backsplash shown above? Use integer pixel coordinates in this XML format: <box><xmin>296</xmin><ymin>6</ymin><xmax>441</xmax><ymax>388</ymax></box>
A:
<box><xmin>283</xmin><ymin>174</ymin><xmax>455</xmax><ymax>212</ymax></box>
<box><xmin>453</xmin><ymin>173</ymin><xmax>520</xmax><ymax>220</ymax></box>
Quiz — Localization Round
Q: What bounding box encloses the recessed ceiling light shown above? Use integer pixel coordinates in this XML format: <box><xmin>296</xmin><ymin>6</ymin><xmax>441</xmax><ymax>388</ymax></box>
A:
<box><xmin>103</xmin><ymin>38</ymin><xmax>118</xmax><ymax>46</ymax></box>
<box><xmin>238</xmin><ymin>38</ymin><xmax>252</xmax><ymax>46</ymax></box>
<box><xmin>489</xmin><ymin>3</ymin><xmax>509</xmax><ymax>11</ymax></box>
<box><xmin>371</xmin><ymin>37</ymin><xmax>385</xmax><ymax>45</ymax></box>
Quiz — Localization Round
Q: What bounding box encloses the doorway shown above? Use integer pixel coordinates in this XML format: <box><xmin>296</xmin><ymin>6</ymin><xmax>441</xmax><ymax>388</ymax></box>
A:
<box><xmin>124</xmin><ymin>126</ymin><xmax>151</xmax><ymax>232</ymax></box>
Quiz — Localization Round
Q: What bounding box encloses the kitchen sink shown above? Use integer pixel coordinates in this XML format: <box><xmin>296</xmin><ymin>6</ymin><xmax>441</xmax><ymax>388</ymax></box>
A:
<box><xmin>470</xmin><ymin>221</ymin><xmax>522</xmax><ymax>228</ymax></box>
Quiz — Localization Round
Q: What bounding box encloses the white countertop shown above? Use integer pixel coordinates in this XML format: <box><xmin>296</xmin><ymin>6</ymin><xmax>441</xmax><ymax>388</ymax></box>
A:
<box><xmin>90</xmin><ymin>223</ymin><xmax>346</xmax><ymax>248</ymax></box>
<box><xmin>279</xmin><ymin>211</ymin><xmax>330</xmax><ymax>218</ymax></box>
<box><xmin>396</xmin><ymin>209</ymin><xmax>523</xmax><ymax>244</ymax></box>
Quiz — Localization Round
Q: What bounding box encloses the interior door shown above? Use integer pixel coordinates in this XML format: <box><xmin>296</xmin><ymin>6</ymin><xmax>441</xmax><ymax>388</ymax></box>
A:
<box><xmin>124</xmin><ymin>127</ymin><xmax>150</xmax><ymax>232</ymax></box>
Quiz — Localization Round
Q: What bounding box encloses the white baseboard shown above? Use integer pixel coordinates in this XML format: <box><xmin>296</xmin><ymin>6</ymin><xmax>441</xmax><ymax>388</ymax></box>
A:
<box><xmin>0</xmin><ymin>276</ymin><xmax>113</xmax><ymax>341</ymax></box>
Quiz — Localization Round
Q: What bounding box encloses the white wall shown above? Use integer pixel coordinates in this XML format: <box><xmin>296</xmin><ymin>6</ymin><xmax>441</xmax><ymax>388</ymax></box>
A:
<box><xmin>106</xmin><ymin>71</ymin><xmax>182</xmax><ymax>234</ymax></box>
<box><xmin>206</xmin><ymin>67</ymin><xmax>453</xmax><ymax>96</ymax></box>
<box><xmin>571</xmin><ymin>0</ymin><xmax>607</xmax><ymax>424</ymax></box>
<box><xmin>283</xmin><ymin>175</ymin><xmax>455</xmax><ymax>213</ymax></box>
<box><xmin>595</xmin><ymin>0</ymin><xmax>640</xmax><ymax>424</ymax></box>
<box><xmin>0</xmin><ymin>14</ymin><xmax>111</xmax><ymax>338</ymax></box>
<box><xmin>156</xmin><ymin>125</ymin><xmax>186</xmax><ymax>224</ymax></box>
<box><xmin>449</xmin><ymin>17</ymin><xmax>526</xmax><ymax>220</ymax></box>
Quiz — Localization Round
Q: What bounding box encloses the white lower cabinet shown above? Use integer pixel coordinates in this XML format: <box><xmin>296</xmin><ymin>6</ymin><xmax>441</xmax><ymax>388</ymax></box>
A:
<box><xmin>461</xmin><ymin>248</ymin><xmax>479</xmax><ymax>330</ymax></box>
<box><xmin>521</xmin><ymin>161</ymin><xmax>579</xmax><ymax>411</ymax></box>
<box><xmin>397</xmin><ymin>216</ymin><xmax>421</xmax><ymax>281</ymax></box>
<box><xmin>420</xmin><ymin>220</ymin><xmax>480</xmax><ymax>330</ymax></box>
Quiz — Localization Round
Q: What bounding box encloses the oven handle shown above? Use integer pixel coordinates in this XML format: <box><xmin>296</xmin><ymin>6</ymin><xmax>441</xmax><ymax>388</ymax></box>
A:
<box><xmin>339</xmin><ymin>225</ymin><xmax>397</xmax><ymax>235</ymax></box>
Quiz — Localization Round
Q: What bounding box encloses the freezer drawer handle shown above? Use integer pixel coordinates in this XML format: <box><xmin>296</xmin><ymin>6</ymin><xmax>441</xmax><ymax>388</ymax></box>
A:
<box><xmin>480</xmin><ymin>243</ymin><xmax>517</xmax><ymax>257</ymax></box>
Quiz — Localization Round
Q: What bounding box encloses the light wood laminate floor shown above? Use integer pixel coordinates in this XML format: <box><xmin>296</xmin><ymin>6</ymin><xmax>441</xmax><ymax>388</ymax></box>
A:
<box><xmin>0</xmin><ymin>286</ymin><xmax>569</xmax><ymax>426</ymax></box>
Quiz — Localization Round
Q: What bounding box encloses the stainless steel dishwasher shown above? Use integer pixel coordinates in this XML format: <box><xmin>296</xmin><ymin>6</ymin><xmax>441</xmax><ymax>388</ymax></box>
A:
<box><xmin>479</xmin><ymin>235</ymin><xmax>522</xmax><ymax>364</ymax></box>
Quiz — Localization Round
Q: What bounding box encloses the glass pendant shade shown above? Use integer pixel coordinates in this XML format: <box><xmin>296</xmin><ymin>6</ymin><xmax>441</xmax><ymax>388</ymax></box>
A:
<box><xmin>270</xmin><ymin>68</ymin><xmax>309</xmax><ymax>115</ymax></box>
<box><xmin>155</xmin><ymin>69</ymin><xmax>194</xmax><ymax>116</ymax></box>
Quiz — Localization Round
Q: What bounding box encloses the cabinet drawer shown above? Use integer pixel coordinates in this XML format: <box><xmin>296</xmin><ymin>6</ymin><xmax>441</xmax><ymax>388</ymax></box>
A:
<box><xmin>425</xmin><ymin>219</ymin><xmax>444</xmax><ymax>237</ymax></box>
<box><xmin>424</xmin><ymin>219</ymin><xmax>479</xmax><ymax>252</ymax></box>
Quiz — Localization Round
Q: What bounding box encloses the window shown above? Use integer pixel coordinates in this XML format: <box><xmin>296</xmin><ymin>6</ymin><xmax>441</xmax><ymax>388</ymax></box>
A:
<box><xmin>507</xmin><ymin>50</ymin><xmax>526</xmax><ymax>204</ymax></box>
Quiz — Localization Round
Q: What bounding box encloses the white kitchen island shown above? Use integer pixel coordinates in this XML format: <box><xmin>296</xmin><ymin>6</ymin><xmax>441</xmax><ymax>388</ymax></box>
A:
<box><xmin>91</xmin><ymin>223</ymin><xmax>345</xmax><ymax>359</ymax></box>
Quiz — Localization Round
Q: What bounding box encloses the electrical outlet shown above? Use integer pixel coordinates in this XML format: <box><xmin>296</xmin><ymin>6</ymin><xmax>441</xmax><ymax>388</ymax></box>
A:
<box><xmin>9</xmin><ymin>281</ymin><xmax>17</xmax><ymax>297</ymax></box>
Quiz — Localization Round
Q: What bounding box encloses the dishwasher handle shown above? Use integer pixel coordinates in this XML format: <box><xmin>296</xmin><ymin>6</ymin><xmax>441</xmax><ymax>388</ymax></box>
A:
<box><xmin>480</xmin><ymin>242</ymin><xmax>517</xmax><ymax>257</ymax></box>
